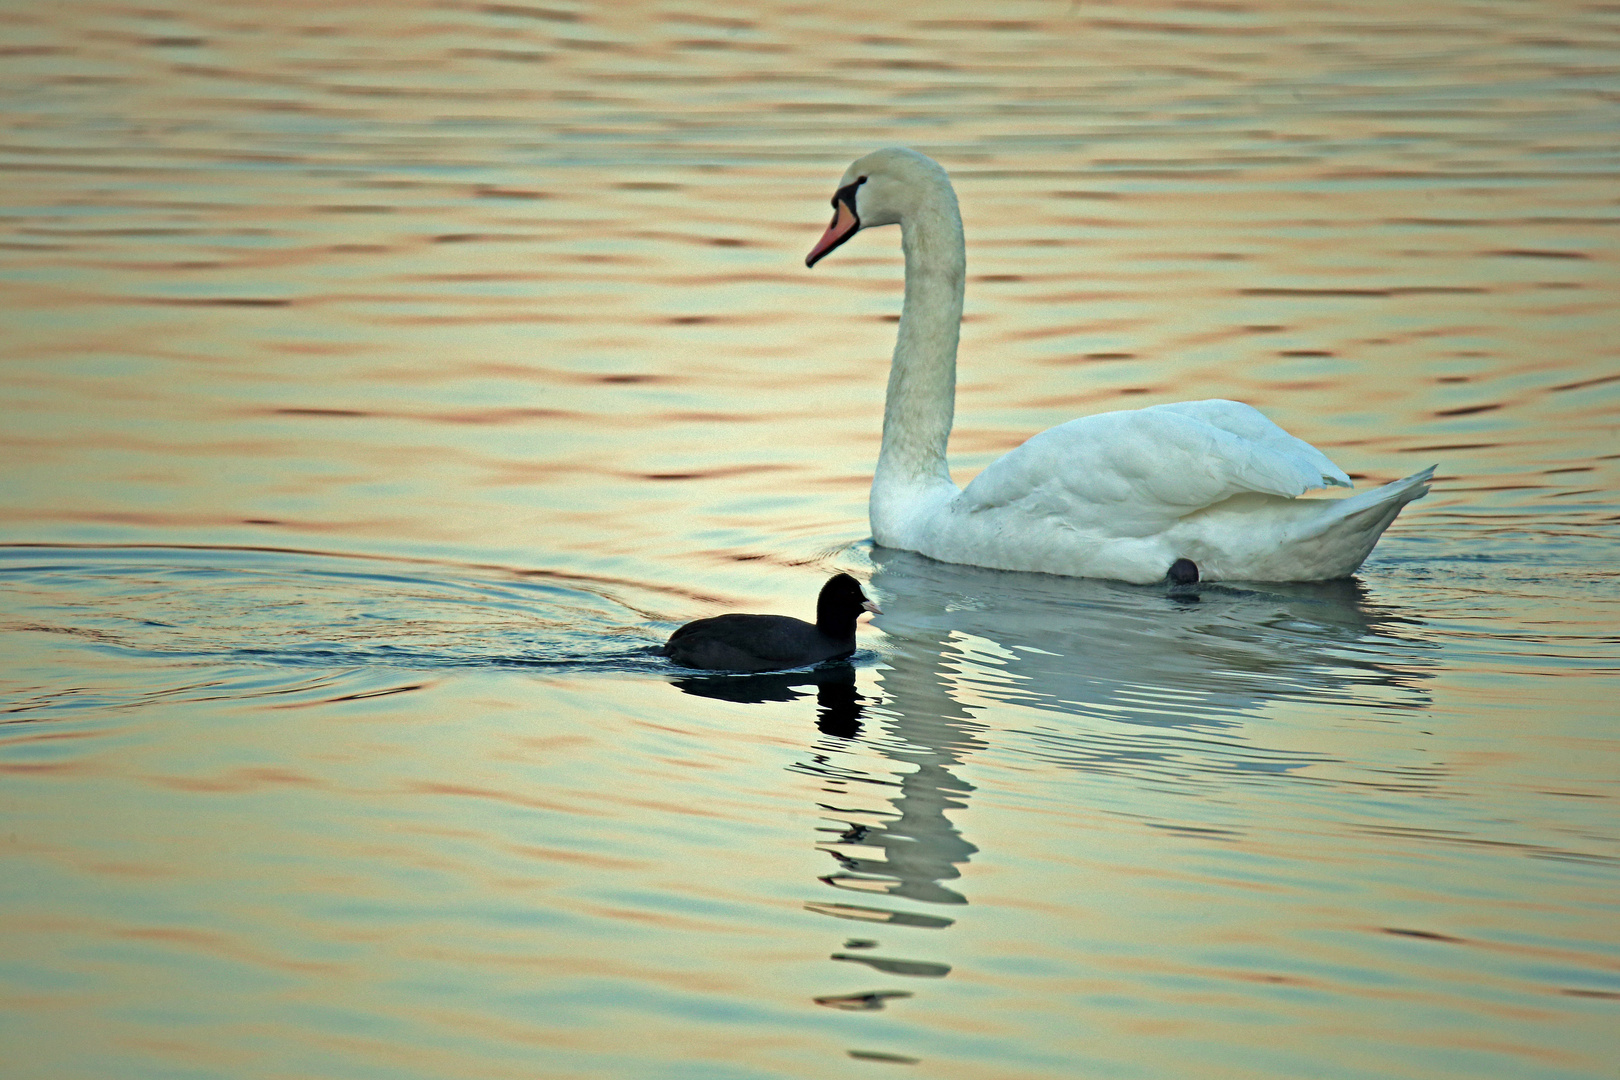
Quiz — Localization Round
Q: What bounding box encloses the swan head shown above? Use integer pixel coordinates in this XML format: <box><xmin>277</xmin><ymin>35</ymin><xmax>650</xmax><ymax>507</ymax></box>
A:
<box><xmin>805</xmin><ymin>147</ymin><xmax>952</xmax><ymax>267</ymax></box>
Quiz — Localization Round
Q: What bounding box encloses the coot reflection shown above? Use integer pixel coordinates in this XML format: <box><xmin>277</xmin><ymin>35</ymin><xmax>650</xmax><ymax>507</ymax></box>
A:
<box><xmin>673</xmin><ymin>664</ymin><xmax>867</xmax><ymax>738</ymax></box>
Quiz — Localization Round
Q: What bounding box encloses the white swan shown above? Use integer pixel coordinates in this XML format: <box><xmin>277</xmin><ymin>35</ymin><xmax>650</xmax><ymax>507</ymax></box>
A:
<box><xmin>805</xmin><ymin>147</ymin><xmax>1434</xmax><ymax>585</ymax></box>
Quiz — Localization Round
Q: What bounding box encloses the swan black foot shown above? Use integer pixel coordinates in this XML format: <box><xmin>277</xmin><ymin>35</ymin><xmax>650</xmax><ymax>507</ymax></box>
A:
<box><xmin>1167</xmin><ymin>558</ymin><xmax>1200</xmax><ymax>585</ymax></box>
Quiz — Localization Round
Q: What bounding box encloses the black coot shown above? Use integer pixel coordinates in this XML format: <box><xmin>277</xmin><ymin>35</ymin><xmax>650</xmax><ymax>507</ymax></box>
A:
<box><xmin>660</xmin><ymin>573</ymin><xmax>880</xmax><ymax>672</ymax></box>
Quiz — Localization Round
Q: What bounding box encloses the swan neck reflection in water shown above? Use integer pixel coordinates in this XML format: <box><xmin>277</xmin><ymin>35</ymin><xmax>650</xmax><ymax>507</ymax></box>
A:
<box><xmin>666</xmin><ymin>548</ymin><xmax>1435</xmax><ymax>1014</ymax></box>
<box><xmin>673</xmin><ymin>659</ymin><xmax>985</xmax><ymax>913</ymax></box>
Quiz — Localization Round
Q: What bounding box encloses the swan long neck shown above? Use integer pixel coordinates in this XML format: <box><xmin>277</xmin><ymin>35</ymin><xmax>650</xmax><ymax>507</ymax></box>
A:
<box><xmin>876</xmin><ymin>184</ymin><xmax>965</xmax><ymax>500</ymax></box>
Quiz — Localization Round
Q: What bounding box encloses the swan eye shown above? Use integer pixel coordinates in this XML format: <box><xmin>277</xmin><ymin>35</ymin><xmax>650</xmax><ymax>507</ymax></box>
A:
<box><xmin>833</xmin><ymin>176</ymin><xmax>867</xmax><ymax>210</ymax></box>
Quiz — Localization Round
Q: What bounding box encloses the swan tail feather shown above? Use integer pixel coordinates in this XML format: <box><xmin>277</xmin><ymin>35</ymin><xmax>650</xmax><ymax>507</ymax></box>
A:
<box><xmin>1305</xmin><ymin>465</ymin><xmax>1435</xmax><ymax>536</ymax></box>
<box><xmin>1274</xmin><ymin>465</ymin><xmax>1434</xmax><ymax>579</ymax></box>
<box><xmin>1187</xmin><ymin>466</ymin><xmax>1434</xmax><ymax>582</ymax></box>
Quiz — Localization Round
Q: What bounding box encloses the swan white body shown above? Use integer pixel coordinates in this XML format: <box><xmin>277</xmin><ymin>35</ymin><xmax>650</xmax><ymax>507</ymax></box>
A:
<box><xmin>806</xmin><ymin>148</ymin><xmax>1433</xmax><ymax>585</ymax></box>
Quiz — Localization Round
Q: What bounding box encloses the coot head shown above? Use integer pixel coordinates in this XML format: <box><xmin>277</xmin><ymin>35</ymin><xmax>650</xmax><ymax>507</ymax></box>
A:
<box><xmin>817</xmin><ymin>573</ymin><xmax>880</xmax><ymax>633</ymax></box>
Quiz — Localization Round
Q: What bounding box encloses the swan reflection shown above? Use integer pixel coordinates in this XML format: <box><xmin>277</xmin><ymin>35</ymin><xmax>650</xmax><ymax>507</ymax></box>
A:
<box><xmin>672</xmin><ymin>661</ymin><xmax>979</xmax><ymax>907</ymax></box>
<box><xmin>670</xmin><ymin>549</ymin><xmax>1436</xmax><ymax>897</ymax></box>
<box><xmin>867</xmin><ymin>546</ymin><xmax>1437</xmax><ymax>731</ymax></box>
<box><xmin>667</xmin><ymin>551</ymin><xmax>1436</xmax><ymax>1026</ymax></box>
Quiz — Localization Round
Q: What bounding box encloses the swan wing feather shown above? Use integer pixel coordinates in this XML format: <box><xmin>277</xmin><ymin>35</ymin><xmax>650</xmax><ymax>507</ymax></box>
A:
<box><xmin>1155</xmin><ymin>399</ymin><xmax>1352</xmax><ymax>489</ymax></box>
<box><xmin>958</xmin><ymin>400</ymin><xmax>1351</xmax><ymax>537</ymax></box>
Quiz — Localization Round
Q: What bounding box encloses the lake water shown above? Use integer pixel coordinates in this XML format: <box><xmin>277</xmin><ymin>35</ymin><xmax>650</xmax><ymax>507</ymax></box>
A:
<box><xmin>2</xmin><ymin>2</ymin><xmax>1617</xmax><ymax>1077</ymax></box>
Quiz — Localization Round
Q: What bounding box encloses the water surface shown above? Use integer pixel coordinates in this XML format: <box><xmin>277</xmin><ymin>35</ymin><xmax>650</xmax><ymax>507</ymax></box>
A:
<box><xmin>2</xmin><ymin>2</ymin><xmax>1617</xmax><ymax>1078</ymax></box>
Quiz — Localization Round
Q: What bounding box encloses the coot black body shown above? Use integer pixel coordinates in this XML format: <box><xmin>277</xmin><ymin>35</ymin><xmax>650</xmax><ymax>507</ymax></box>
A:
<box><xmin>661</xmin><ymin>573</ymin><xmax>879</xmax><ymax>672</ymax></box>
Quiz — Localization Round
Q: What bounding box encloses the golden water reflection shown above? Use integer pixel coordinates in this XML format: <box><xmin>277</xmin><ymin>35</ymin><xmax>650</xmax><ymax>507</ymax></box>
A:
<box><xmin>2</xmin><ymin>0</ymin><xmax>1618</xmax><ymax>1077</ymax></box>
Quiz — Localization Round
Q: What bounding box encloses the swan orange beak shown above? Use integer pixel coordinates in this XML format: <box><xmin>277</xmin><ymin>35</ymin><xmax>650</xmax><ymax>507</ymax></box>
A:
<box><xmin>861</xmin><ymin>598</ymin><xmax>881</xmax><ymax>616</ymax></box>
<box><xmin>806</xmin><ymin>200</ymin><xmax>859</xmax><ymax>267</ymax></box>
